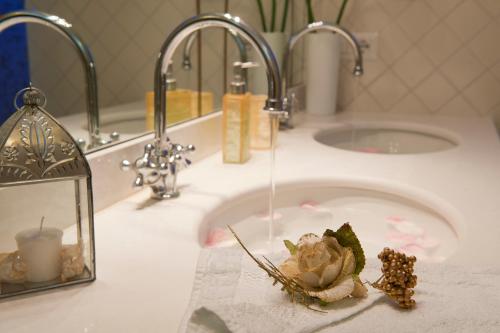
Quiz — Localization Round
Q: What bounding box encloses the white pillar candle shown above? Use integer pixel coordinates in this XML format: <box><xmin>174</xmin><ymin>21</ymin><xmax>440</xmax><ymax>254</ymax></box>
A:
<box><xmin>15</xmin><ymin>227</ymin><xmax>63</xmax><ymax>283</ymax></box>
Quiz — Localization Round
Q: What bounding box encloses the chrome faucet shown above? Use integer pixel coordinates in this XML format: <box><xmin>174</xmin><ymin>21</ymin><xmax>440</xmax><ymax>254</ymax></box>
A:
<box><xmin>182</xmin><ymin>29</ymin><xmax>249</xmax><ymax>84</ymax></box>
<box><xmin>281</xmin><ymin>21</ymin><xmax>364</xmax><ymax>128</ymax></box>
<box><xmin>182</xmin><ymin>29</ymin><xmax>249</xmax><ymax>69</ymax></box>
<box><xmin>121</xmin><ymin>13</ymin><xmax>284</xmax><ymax>200</ymax></box>
<box><xmin>0</xmin><ymin>10</ymin><xmax>110</xmax><ymax>150</ymax></box>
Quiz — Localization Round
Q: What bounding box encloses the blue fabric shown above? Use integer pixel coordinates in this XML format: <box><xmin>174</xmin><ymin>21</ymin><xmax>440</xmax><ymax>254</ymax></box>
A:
<box><xmin>0</xmin><ymin>0</ymin><xmax>29</xmax><ymax>125</ymax></box>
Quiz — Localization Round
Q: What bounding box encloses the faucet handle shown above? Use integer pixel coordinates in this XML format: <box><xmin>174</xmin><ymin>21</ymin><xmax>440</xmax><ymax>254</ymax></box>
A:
<box><xmin>120</xmin><ymin>143</ymin><xmax>157</xmax><ymax>188</ymax></box>
<box><xmin>109</xmin><ymin>131</ymin><xmax>120</xmax><ymax>142</ymax></box>
<box><xmin>170</xmin><ymin>143</ymin><xmax>195</xmax><ymax>169</ymax></box>
<box><xmin>121</xmin><ymin>158</ymin><xmax>142</xmax><ymax>188</ymax></box>
<box><xmin>279</xmin><ymin>93</ymin><xmax>297</xmax><ymax>129</ymax></box>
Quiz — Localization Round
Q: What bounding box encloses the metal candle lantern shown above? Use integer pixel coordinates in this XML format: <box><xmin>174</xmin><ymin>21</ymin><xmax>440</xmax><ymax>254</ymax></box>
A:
<box><xmin>0</xmin><ymin>86</ymin><xmax>96</xmax><ymax>298</ymax></box>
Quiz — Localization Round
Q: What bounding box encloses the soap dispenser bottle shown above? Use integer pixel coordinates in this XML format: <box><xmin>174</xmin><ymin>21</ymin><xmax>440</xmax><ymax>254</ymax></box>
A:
<box><xmin>191</xmin><ymin>90</ymin><xmax>214</xmax><ymax>118</ymax></box>
<box><xmin>222</xmin><ymin>62</ymin><xmax>251</xmax><ymax>164</ymax></box>
<box><xmin>249</xmin><ymin>91</ymin><xmax>272</xmax><ymax>150</ymax></box>
<box><xmin>246</xmin><ymin>63</ymin><xmax>275</xmax><ymax>150</ymax></box>
<box><xmin>146</xmin><ymin>61</ymin><xmax>192</xmax><ymax>130</ymax></box>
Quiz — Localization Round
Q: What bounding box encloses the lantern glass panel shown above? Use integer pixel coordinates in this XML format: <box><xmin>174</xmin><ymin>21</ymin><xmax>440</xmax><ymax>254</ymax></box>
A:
<box><xmin>0</xmin><ymin>176</ymin><xmax>95</xmax><ymax>297</ymax></box>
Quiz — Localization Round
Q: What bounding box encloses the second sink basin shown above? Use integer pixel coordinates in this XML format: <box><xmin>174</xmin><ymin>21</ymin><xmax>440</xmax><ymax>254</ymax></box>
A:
<box><xmin>314</xmin><ymin>125</ymin><xmax>458</xmax><ymax>154</ymax></box>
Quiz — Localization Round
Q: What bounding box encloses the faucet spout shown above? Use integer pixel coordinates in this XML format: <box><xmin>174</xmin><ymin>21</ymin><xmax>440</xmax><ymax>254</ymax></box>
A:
<box><xmin>182</xmin><ymin>29</ymin><xmax>250</xmax><ymax>88</ymax></box>
<box><xmin>121</xmin><ymin>13</ymin><xmax>284</xmax><ymax>200</ymax></box>
<box><xmin>0</xmin><ymin>10</ymin><xmax>103</xmax><ymax>150</ymax></box>
<box><xmin>154</xmin><ymin>13</ymin><xmax>284</xmax><ymax>149</ymax></box>
<box><xmin>182</xmin><ymin>29</ymin><xmax>249</xmax><ymax>71</ymax></box>
<box><xmin>281</xmin><ymin>21</ymin><xmax>363</xmax><ymax>124</ymax></box>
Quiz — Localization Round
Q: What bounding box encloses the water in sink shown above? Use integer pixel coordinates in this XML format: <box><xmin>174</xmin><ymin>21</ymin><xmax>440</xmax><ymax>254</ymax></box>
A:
<box><xmin>314</xmin><ymin>127</ymin><xmax>457</xmax><ymax>154</ymax></box>
<box><xmin>200</xmin><ymin>185</ymin><xmax>458</xmax><ymax>262</ymax></box>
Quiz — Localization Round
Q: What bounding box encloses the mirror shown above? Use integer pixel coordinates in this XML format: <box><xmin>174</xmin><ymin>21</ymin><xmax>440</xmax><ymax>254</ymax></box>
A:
<box><xmin>0</xmin><ymin>1</ymin><xmax>299</xmax><ymax>154</ymax></box>
<box><xmin>0</xmin><ymin>1</ymin><xmax>208</xmax><ymax>153</ymax></box>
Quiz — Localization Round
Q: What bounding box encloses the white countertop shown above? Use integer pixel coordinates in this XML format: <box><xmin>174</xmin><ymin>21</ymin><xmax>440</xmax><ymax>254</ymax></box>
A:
<box><xmin>1</xmin><ymin>112</ymin><xmax>499</xmax><ymax>332</ymax></box>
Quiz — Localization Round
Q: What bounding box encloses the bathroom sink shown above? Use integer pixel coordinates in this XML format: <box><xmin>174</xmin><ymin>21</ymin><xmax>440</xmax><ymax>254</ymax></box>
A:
<box><xmin>83</xmin><ymin>109</ymin><xmax>147</xmax><ymax>134</ymax></box>
<box><xmin>200</xmin><ymin>183</ymin><xmax>458</xmax><ymax>262</ymax></box>
<box><xmin>81</xmin><ymin>102</ymin><xmax>147</xmax><ymax>135</ymax></box>
<box><xmin>99</xmin><ymin>115</ymin><xmax>146</xmax><ymax>134</ymax></box>
<box><xmin>314</xmin><ymin>125</ymin><xmax>457</xmax><ymax>154</ymax></box>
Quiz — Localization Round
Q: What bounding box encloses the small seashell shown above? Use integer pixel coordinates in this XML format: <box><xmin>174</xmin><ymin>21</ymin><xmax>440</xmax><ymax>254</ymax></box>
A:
<box><xmin>0</xmin><ymin>251</ymin><xmax>27</xmax><ymax>284</ymax></box>
<box><xmin>60</xmin><ymin>244</ymin><xmax>85</xmax><ymax>282</ymax></box>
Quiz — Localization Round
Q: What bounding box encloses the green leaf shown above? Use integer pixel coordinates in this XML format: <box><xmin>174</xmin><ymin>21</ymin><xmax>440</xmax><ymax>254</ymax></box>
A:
<box><xmin>283</xmin><ymin>239</ymin><xmax>297</xmax><ymax>255</ymax></box>
<box><xmin>323</xmin><ymin>223</ymin><xmax>365</xmax><ymax>274</ymax></box>
<box><xmin>319</xmin><ymin>299</ymin><xmax>330</xmax><ymax>307</ymax></box>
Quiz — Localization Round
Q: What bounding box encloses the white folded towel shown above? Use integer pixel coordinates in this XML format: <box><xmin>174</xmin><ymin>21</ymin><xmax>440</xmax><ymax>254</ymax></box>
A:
<box><xmin>180</xmin><ymin>247</ymin><xmax>500</xmax><ymax>333</ymax></box>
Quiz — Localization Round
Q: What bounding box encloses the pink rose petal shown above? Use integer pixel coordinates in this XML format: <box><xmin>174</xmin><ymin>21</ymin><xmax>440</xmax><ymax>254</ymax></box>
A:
<box><xmin>300</xmin><ymin>201</ymin><xmax>331</xmax><ymax>213</ymax></box>
<box><xmin>415</xmin><ymin>236</ymin><xmax>440</xmax><ymax>249</ymax></box>
<box><xmin>300</xmin><ymin>200</ymin><xmax>319</xmax><ymax>209</ymax></box>
<box><xmin>397</xmin><ymin>244</ymin><xmax>425</xmax><ymax>256</ymax></box>
<box><xmin>205</xmin><ymin>228</ymin><xmax>229</xmax><ymax>247</ymax></box>
<box><xmin>386</xmin><ymin>216</ymin><xmax>405</xmax><ymax>223</ymax></box>
<box><xmin>390</xmin><ymin>221</ymin><xmax>425</xmax><ymax>236</ymax></box>
<box><xmin>386</xmin><ymin>231</ymin><xmax>417</xmax><ymax>244</ymax></box>
<box><xmin>255</xmin><ymin>211</ymin><xmax>283</xmax><ymax>221</ymax></box>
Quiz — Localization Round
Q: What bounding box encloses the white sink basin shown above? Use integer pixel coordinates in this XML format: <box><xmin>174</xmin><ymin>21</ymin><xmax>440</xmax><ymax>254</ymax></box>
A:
<box><xmin>83</xmin><ymin>109</ymin><xmax>147</xmax><ymax>134</ymax></box>
<box><xmin>314</xmin><ymin>125</ymin><xmax>458</xmax><ymax>154</ymax></box>
<box><xmin>200</xmin><ymin>183</ymin><xmax>459</xmax><ymax>262</ymax></box>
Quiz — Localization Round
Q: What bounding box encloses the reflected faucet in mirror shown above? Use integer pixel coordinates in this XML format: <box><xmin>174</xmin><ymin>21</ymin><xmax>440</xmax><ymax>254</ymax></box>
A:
<box><xmin>281</xmin><ymin>21</ymin><xmax>364</xmax><ymax>128</ymax></box>
<box><xmin>182</xmin><ymin>29</ymin><xmax>250</xmax><ymax>86</ymax></box>
<box><xmin>121</xmin><ymin>13</ymin><xmax>284</xmax><ymax>200</ymax></box>
<box><xmin>0</xmin><ymin>10</ymin><xmax>115</xmax><ymax>151</ymax></box>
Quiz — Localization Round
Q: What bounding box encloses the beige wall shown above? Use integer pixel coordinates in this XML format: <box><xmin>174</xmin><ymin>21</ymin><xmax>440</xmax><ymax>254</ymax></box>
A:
<box><xmin>307</xmin><ymin>0</ymin><xmax>500</xmax><ymax>118</ymax></box>
<box><xmin>25</xmin><ymin>0</ymin><xmax>197</xmax><ymax>116</ymax></box>
<box><xmin>25</xmin><ymin>0</ymin><xmax>500</xmax><ymax>121</ymax></box>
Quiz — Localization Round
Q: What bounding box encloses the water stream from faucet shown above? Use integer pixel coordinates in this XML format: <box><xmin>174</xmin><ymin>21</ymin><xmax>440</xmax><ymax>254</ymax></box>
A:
<box><xmin>268</xmin><ymin>114</ymin><xmax>280</xmax><ymax>249</ymax></box>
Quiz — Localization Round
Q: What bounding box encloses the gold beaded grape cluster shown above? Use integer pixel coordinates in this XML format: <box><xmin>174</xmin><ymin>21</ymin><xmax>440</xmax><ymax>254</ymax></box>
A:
<box><xmin>372</xmin><ymin>248</ymin><xmax>417</xmax><ymax>309</ymax></box>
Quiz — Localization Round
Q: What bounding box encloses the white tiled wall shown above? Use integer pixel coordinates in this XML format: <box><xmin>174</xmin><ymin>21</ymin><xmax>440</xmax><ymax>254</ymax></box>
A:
<box><xmin>25</xmin><ymin>0</ymin><xmax>500</xmax><ymax>121</ymax></box>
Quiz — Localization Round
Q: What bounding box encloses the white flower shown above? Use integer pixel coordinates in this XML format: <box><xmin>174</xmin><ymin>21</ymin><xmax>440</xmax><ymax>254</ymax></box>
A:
<box><xmin>279</xmin><ymin>233</ymin><xmax>367</xmax><ymax>303</ymax></box>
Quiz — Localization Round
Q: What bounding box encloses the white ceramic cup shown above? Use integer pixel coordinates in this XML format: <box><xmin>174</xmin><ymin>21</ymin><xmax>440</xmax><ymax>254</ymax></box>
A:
<box><xmin>306</xmin><ymin>32</ymin><xmax>341</xmax><ymax>115</ymax></box>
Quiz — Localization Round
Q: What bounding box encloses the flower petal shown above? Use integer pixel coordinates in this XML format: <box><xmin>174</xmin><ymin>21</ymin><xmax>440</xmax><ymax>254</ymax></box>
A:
<box><xmin>309</xmin><ymin>276</ymin><xmax>355</xmax><ymax>302</ymax></box>
<box><xmin>340</xmin><ymin>248</ymin><xmax>356</xmax><ymax>278</ymax></box>
<box><xmin>319</xmin><ymin>262</ymin><xmax>342</xmax><ymax>288</ymax></box>
<box><xmin>297</xmin><ymin>233</ymin><xmax>321</xmax><ymax>248</ymax></box>
<box><xmin>298</xmin><ymin>271</ymin><xmax>321</xmax><ymax>288</ymax></box>
<box><xmin>322</xmin><ymin>236</ymin><xmax>344</xmax><ymax>257</ymax></box>
<box><xmin>298</xmin><ymin>241</ymin><xmax>331</xmax><ymax>272</ymax></box>
<box><xmin>351</xmin><ymin>276</ymin><xmax>368</xmax><ymax>298</ymax></box>
<box><xmin>279</xmin><ymin>256</ymin><xmax>300</xmax><ymax>279</ymax></box>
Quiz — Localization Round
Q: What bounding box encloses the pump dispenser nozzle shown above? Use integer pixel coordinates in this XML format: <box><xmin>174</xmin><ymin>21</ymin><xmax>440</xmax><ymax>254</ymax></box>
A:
<box><xmin>166</xmin><ymin>60</ymin><xmax>177</xmax><ymax>91</ymax></box>
<box><xmin>230</xmin><ymin>61</ymin><xmax>258</xmax><ymax>94</ymax></box>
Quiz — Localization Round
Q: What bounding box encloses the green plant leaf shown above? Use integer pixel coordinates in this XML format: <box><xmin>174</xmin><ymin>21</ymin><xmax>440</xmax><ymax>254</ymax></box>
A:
<box><xmin>283</xmin><ymin>239</ymin><xmax>297</xmax><ymax>255</ymax></box>
<box><xmin>336</xmin><ymin>0</ymin><xmax>350</xmax><ymax>25</ymax></box>
<box><xmin>324</xmin><ymin>223</ymin><xmax>365</xmax><ymax>274</ymax></box>
<box><xmin>255</xmin><ymin>0</ymin><xmax>267</xmax><ymax>32</ymax></box>
<box><xmin>305</xmin><ymin>0</ymin><xmax>315</xmax><ymax>24</ymax></box>
<box><xmin>319</xmin><ymin>299</ymin><xmax>330</xmax><ymax>307</ymax></box>
<box><xmin>280</xmin><ymin>0</ymin><xmax>290</xmax><ymax>32</ymax></box>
